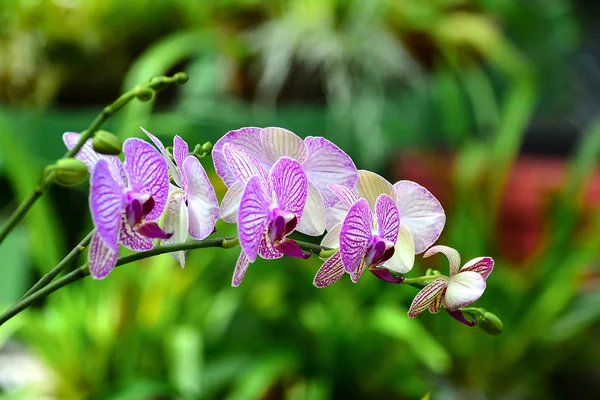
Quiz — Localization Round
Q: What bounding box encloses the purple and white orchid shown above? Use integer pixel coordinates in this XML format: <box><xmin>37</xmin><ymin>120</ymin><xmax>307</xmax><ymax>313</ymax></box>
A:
<box><xmin>143</xmin><ymin>128</ymin><xmax>219</xmax><ymax>267</ymax></box>
<box><xmin>408</xmin><ymin>245</ymin><xmax>494</xmax><ymax>325</ymax></box>
<box><xmin>221</xmin><ymin>142</ymin><xmax>310</xmax><ymax>286</ymax></box>
<box><xmin>213</xmin><ymin>127</ymin><xmax>357</xmax><ymax>236</ymax></box>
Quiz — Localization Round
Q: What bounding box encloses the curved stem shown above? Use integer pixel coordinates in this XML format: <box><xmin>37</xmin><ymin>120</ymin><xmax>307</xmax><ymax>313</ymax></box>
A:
<box><xmin>402</xmin><ymin>275</ymin><xmax>444</xmax><ymax>285</ymax></box>
<box><xmin>0</xmin><ymin>73</ymin><xmax>188</xmax><ymax>247</ymax></box>
<box><xmin>0</xmin><ymin>236</ymin><xmax>331</xmax><ymax>326</ymax></box>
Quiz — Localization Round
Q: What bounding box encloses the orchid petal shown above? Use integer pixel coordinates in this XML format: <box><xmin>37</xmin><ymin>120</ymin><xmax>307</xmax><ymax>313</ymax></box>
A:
<box><xmin>141</xmin><ymin>127</ymin><xmax>182</xmax><ymax>186</ymax></box>
<box><xmin>260</xmin><ymin>127</ymin><xmax>308</xmax><ymax>164</ymax></box>
<box><xmin>258</xmin><ymin>233</ymin><xmax>284</xmax><ymax>259</ymax></box>
<box><xmin>375</xmin><ymin>194</ymin><xmax>400</xmax><ymax>243</ymax></box>
<box><xmin>369</xmin><ymin>267</ymin><xmax>404</xmax><ymax>284</ymax></box>
<box><xmin>383</xmin><ymin>224</ymin><xmax>415</xmax><ymax>273</ymax></box>
<box><xmin>328</xmin><ymin>184</ymin><xmax>359</xmax><ymax>209</ymax></box>
<box><xmin>394</xmin><ymin>180</ymin><xmax>445</xmax><ymax>254</ymax></box>
<box><xmin>424</xmin><ymin>245</ymin><xmax>461</xmax><ymax>277</ymax></box>
<box><xmin>270</xmin><ymin>157</ymin><xmax>308</xmax><ymax>219</ymax></box>
<box><xmin>172</xmin><ymin>135</ymin><xmax>189</xmax><ymax>171</ymax></box>
<box><xmin>136</xmin><ymin>222</ymin><xmax>172</xmax><ymax>240</ymax></box>
<box><xmin>296</xmin><ymin>182</ymin><xmax>326</xmax><ymax>236</ymax></box>
<box><xmin>219</xmin><ymin>182</ymin><xmax>244</xmax><ymax>223</ymax></box>
<box><xmin>222</xmin><ymin>143</ymin><xmax>270</xmax><ymax>190</ymax></box>
<box><xmin>460</xmin><ymin>257</ymin><xmax>494</xmax><ymax>279</ymax></box>
<box><xmin>446</xmin><ymin>309</ymin><xmax>477</xmax><ymax>327</ymax></box>
<box><xmin>350</xmin><ymin>259</ymin><xmax>367</xmax><ymax>283</ymax></box>
<box><xmin>429</xmin><ymin>292</ymin><xmax>444</xmax><ymax>314</ymax></box>
<box><xmin>88</xmin><ymin>232</ymin><xmax>119</xmax><ymax>280</ymax></box>
<box><xmin>232</xmin><ymin>251</ymin><xmax>251</xmax><ymax>287</ymax></box>
<box><xmin>276</xmin><ymin>240</ymin><xmax>311</xmax><ymax>259</ymax></box>
<box><xmin>213</xmin><ymin>127</ymin><xmax>269</xmax><ymax>187</ymax></box>
<box><xmin>303</xmin><ymin>136</ymin><xmax>358</xmax><ymax>207</ymax></box>
<box><xmin>182</xmin><ymin>156</ymin><xmax>219</xmax><ymax>239</ymax></box>
<box><xmin>339</xmin><ymin>199</ymin><xmax>372</xmax><ymax>273</ymax></box>
<box><xmin>162</xmin><ymin>193</ymin><xmax>189</xmax><ymax>267</ymax></box>
<box><xmin>354</xmin><ymin>170</ymin><xmax>396</xmax><ymax>210</ymax></box>
<box><xmin>123</xmin><ymin>138</ymin><xmax>169</xmax><ymax>221</ymax></box>
<box><xmin>444</xmin><ymin>271</ymin><xmax>486</xmax><ymax>311</ymax></box>
<box><xmin>314</xmin><ymin>251</ymin><xmax>345</xmax><ymax>288</ymax></box>
<box><xmin>238</xmin><ymin>176</ymin><xmax>270</xmax><ymax>262</ymax></box>
<box><xmin>90</xmin><ymin>159</ymin><xmax>126</xmax><ymax>251</ymax></box>
<box><xmin>408</xmin><ymin>277</ymin><xmax>448</xmax><ymax>318</ymax></box>
<box><xmin>325</xmin><ymin>202</ymin><xmax>348</xmax><ymax>231</ymax></box>
<box><xmin>119</xmin><ymin>214</ymin><xmax>153</xmax><ymax>251</ymax></box>
<box><xmin>321</xmin><ymin>222</ymin><xmax>341</xmax><ymax>249</ymax></box>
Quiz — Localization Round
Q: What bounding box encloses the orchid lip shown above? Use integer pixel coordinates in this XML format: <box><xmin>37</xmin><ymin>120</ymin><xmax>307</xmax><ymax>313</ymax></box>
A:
<box><xmin>364</xmin><ymin>237</ymin><xmax>395</xmax><ymax>268</ymax></box>
<box><xmin>124</xmin><ymin>191</ymin><xmax>155</xmax><ymax>227</ymax></box>
<box><xmin>267</xmin><ymin>208</ymin><xmax>297</xmax><ymax>243</ymax></box>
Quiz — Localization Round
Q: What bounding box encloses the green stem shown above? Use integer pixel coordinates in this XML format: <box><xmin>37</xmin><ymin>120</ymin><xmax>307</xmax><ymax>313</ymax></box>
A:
<box><xmin>0</xmin><ymin>236</ymin><xmax>331</xmax><ymax>326</ymax></box>
<box><xmin>402</xmin><ymin>275</ymin><xmax>445</xmax><ymax>285</ymax></box>
<box><xmin>0</xmin><ymin>73</ymin><xmax>188</xmax><ymax>247</ymax></box>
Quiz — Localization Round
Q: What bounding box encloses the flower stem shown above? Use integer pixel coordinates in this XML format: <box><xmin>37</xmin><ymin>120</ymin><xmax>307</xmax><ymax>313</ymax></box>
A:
<box><xmin>402</xmin><ymin>275</ymin><xmax>445</xmax><ymax>284</ymax></box>
<box><xmin>0</xmin><ymin>73</ymin><xmax>189</xmax><ymax>247</ymax></box>
<box><xmin>0</xmin><ymin>236</ymin><xmax>332</xmax><ymax>326</ymax></box>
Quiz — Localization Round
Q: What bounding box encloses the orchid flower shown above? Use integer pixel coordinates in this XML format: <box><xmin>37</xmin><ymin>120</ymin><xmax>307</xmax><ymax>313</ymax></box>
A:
<box><xmin>143</xmin><ymin>128</ymin><xmax>219</xmax><ymax>267</ymax></box>
<box><xmin>408</xmin><ymin>245</ymin><xmax>494</xmax><ymax>325</ymax></box>
<box><xmin>221</xmin><ymin>143</ymin><xmax>309</xmax><ymax>286</ymax></box>
<box><xmin>88</xmin><ymin>138</ymin><xmax>172</xmax><ymax>279</ymax></box>
<box><xmin>213</xmin><ymin>127</ymin><xmax>357</xmax><ymax>236</ymax></box>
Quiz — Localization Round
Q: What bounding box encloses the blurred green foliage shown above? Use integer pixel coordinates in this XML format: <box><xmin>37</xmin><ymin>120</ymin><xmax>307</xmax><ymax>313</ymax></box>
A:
<box><xmin>0</xmin><ymin>0</ymin><xmax>599</xmax><ymax>399</ymax></box>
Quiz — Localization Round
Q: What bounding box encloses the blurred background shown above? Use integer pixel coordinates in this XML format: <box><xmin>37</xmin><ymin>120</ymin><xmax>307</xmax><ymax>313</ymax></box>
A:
<box><xmin>0</xmin><ymin>0</ymin><xmax>599</xmax><ymax>398</ymax></box>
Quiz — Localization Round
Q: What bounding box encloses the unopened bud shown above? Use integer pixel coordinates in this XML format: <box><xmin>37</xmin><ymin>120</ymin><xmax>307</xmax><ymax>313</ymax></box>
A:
<box><xmin>201</xmin><ymin>141</ymin><xmax>212</xmax><ymax>153</ymax></box>
<box><xmin>174</xmin><ymin>72</ymin><xmax>189</xmax><ymax>85</ymax></box>
<box><xmin>93</xmin><ymin>130</ymin><xmax>122</xmax><ymax>155</ymax></box>
<box><xmin>478</xmin><ymin>311</ymin><xmax>503</xmax><ymax>335</ymax></box>
<box><xmin>134</xmin><ymin>85</ymin><xmax>154</xmax><ymax>101</ymax></box>
<box><xmin>54</xmin><ymin>158</ymin><xmax>89</xmax><ymax>186</ymax></box>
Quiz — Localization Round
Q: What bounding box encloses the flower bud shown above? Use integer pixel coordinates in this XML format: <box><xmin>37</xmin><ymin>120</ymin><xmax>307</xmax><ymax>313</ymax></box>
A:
<box><xmin>54</xmin><ymin>158</ymin><xmax>89</xmax><ymax>186</ymax></box>
<box><xmin>134</xmin><ymin>85</ymin><xmax>154</xmax><ymax>102</ymax></box>
<box><xmin>478</xmin><ymin>311</ymin><xmax>503</xmax><ymax>335</ymax></box>
<box><xmin>93</xmin><ymin>130</ymin><xmax>122</xmax><ymax>155</ymax></box>
<box><xmin>174</xmin><ymin>72</ymin><xmax>189</xmax><ymax>85</ymax></box>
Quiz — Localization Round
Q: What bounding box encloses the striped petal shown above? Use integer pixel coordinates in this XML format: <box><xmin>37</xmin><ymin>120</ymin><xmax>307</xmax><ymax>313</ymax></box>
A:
<box><xmin>314</xmin><ymin>251</ymin><xmax>345</xmax><ymax>288</ymax></box>
<box><xmin>64</xmin><ymin>132</ymin><xmax>126</xmax><ymax>183</ymax></box>
<box><xmin>350</xmin><ymin>259</ymin><xmax>367</xmax><ymax>283</ymax></box>
<box><xmin>375</xmin><ymin>194</ymin><xmax>400</xmax><ymax>243</ymax></box>
<box><xmin>222</xmin><ymin>143</ymin><xmax>270</xmax><ymax>190</ymax></box>
<box><xmin>232</xmin><ymin>251</ymin><xmax>251</xmax><ymax>287</ymax></box>
<box><xmin>88</xmin><ymin>232</ymin><xmax>119</xmax><ymax>280</ymax></box>
<box><xmin>408</xmin><ymin>277</ymin><xmax>448</xmax><ymax>318</ymax></box>
<box><xmin>183</xmin><ymin>156</ymin><xmax>219</xmax><ymax>240</ymax></box>
<box><xmin>354</xmin><ymin>170</ymin><xmax>396</xmax><ymax>210</ymax></box>
<box><xmin>394</xmin><ymin>180</ymin><xmax>445</xmax><ymax>254</ymax></box>
<box><xmin>303</xmin><ymin>136</ymin><xmax>358</xmax><ymax>207</ymax></box>
<box><xmin>123</xmin><ymin>138</ymin><xmax>169</xmax><ymax>221</ymax></box>
<box><xmin>258</xmin><ymin>233</ymin><xmax>284</xmax><ymax>260</ymax></box>
<box><xmin>429</xmin><ymin>292</ymin><xmax>444</xmax><ymax>314</ymax></box>
<box><xmin>119</xmin><ymin>214</ymin><xmax>153</xmax><ymax>251</ymax></box>
<box><xmin>141</xmin><ymin>127</ymin><xmax>182</xmax><ymax>186</ymax></box>
<box><xmin>382</xmin><ymin>224</ymin><xmax>415</xmax><ymax>273</ymax></box>
<box><xmin>460</xmin><ymin>257</ymin><xmax>494</xmax><ymax>279</ymax></box>
<box><xmin>296</xmin><ymin>182</ymin><xmax>326</xmax><ymax>236</ymax></box>
<box><xmin>424</xmin><ymin>245</ymin><xmax>461</xmax><ymax>277</ymax></box>
<box><xmin>260</xmin><ymin>127</ymin><xmax>308</xmax><ymax>164</ymax></box>
<box><xmin>339</xmin><ymin>199</ymin><xmax>373</xmax><ymax>273</ymax></box>
<box><xmin>172</xmin><ymin>135</ymin><xmax>189</xmax><ymax>172</ymax></box>
<box><xmin>321</xmin><ymin>222</ymin><xmax>341</xmax><ymax>249</ymax></box>
<box><xmin>444</xmin><ymin>271</ymin><xmax>486</xmax><ymax>311</ymax></box>
<box><xmin>213</xmin><ymin>127</ymin><xmax>270</xmax><ymax>187</ymax></box>
<box><xmin>328</xmin><ymin>184</ymin><xmax>359</xmax><ymax>209</ymax></box>
<box><xmin>162</xmin><ymin>193</ymin><xmax>189</xmax><ymax>268</ymax></box>
<box><xmin>90</xmin><ymin>159</ymin><xmax>126</xmax><ymax>252</ymax></box>
<box><xmin>238</xmin><ymin>176</ymin><xmax>270</xmax><ymax>262</ymax></box>
<box><xmin>270</xmin><ymin>157</ymin><xmax>308</xmax><ymax>219</ymax></box>
<box><xmin>219</xmin><ymin>182</ymin><xmax>244</xmax><ymax>223</ymax></box>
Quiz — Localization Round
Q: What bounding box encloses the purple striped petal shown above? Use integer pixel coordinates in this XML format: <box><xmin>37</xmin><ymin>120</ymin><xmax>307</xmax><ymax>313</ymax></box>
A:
<box><xmin>136</xmin><ymin>222</ymin><xmax>172</xmax><ymax>240</ymax></box>
<box><xmin>162</xmin><ymin>193</ymin><xmax>189</xmax><ymax>267</ymax></box>
<box><xmin>328</xmin><ymin>184</ymin><xmax>359</xmax><ymax>209</ymax></box>
<box><xmin>354</xmin><ymin>170</ymin><xmax>396</xmax><ymax>210</ymax></box>
<box><xmin>350</xmin><ymin>259</ymin><xmax>367</xmax><ymax>283</ymax></box>
<box><xmin>173</xmin><ymin>135</ymin><xmax>189</xmax><ymax>172</ymax></box>
<box><xmin>90</xmin><ymin>159</ymin><xmax>126</xmax><ymax>252</ymax></box>
<box><xmin>446</xmin><ymin>309</ymin><xmax>477</xmax><ymax>327</ymax></box>
<box><xmin>141</xmin><ymin>127</ymin><xmax>182</xmax><ymax>186</ymax></box>
<box><xmin>258</xmin><ymin>233</ymin><xmax>284</xmax><ymax>259</ymax></box>
<box><xmin>424</xmin><ymin>245</ymin><xmax>461</xmax><ymax>277</ymax></box>
<box><xmin>429</xmin><ymin>292</ymin><xmax>444</xmax><ymax>314</ymax></box>
<box><xmin>219</xmin><ymin>182</ymin><xmax>244</xmax><ymax>223</ymax></box>
<box><xmin>123</xmin><ymin>138</ymin><xmax>169</xmax><ymax>221</ymax></box>
<box><xmin>182</xmin><ymin>156</ymin><xmax>219</xmax><ymax>240</ymax></box>
<box><xmin>238</xmin><ymin>176</ymin><xmax>270</xmax><ymax>262</ymax></box>
<box><xmin>119</xmin><ymin>214</ymin><xmax>153</xmax><ymax>251</ymax></box>
<box><xmin>213</xmin><ymin>127</ymin><xmax>269</xmax><ymax>187</ymax></box>
<box><xmin>444</xmin><ymin>271</ymin><xmax>486</xmax><ymax>311</ymax></box>
<box><xmin>313</xmin><ymin>251</ymin><xmax>345</xmax><ymax>288</ymax></box>
<box><xmin>260</xmin><ymin>127</ymin><xmax>308</xmax><ymax>164</ymax></box>
<box><xmin>375</xmin><ymin>194</ymin><xmax>400</xmax><ymax>243</ymax></box>
<box><xmin>369</xmin><ymin>267</ymin><xmax>404</xmax><ymax>283</ymax></box>
<box><xmin>276</xmin><ymin>239</ymin><xmax>311</xmax><ymax>259</ymax></box>
<box><xmin>394</xmin><ymin>180</ymin><xmax>445</xmax><ymax>254</ymax></box>
<box><xmin>296</xmin><ymin>182</ymin><xmax>326</xmax><ymax>236</ymax></box>
<box><xmin>232</xmin><ymin>251</ymin><xmax>251</xmax><ymax>287</ymax></box>
<box><xmin>460</xmin><ymin>257</ymin><xmax>494</xmax><ymax>279</ymax></box>
<box><xmin>64</xmin><ymin>132</ymin><xmax>126</xmax><ymax>183</ymax></box>
<box><xmin>339</xmin><ymin>199</ymin><xmax>373</xmax><ymax>273</ymax></box>
<box><xmin>88</xmin><ymin>232</ymin><xmax>119</xmax><ymax>280</ymax></box>
<box><xmin>408</xmin><ymin>277</ymin><xmax>448</xmax><ymax>318</ymax></box>
<box><xmin>303</xmin><ymin>136</ymin><xmax>358</xmax><ymax>207</ymax></box>
<box><xmin>270</xmin><ymin>157</ymin><xmax>308</xmax><ymax>219</ymax></box>
<box><xmin>222</xmin><ymin>143</ymin><xmax>270</xmax><ymax>190</ymax></box>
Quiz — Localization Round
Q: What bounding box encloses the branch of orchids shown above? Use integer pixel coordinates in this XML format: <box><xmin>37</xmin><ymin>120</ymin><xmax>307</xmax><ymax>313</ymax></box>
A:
<box><xmin>0</xmin><ymin>72</ymin><xmax>189</xmax><ymax>247</ymax></box>
<box><xmin>0</xmin><ymin>236</ymin><xmax>334</xmax><ymax>326</ymax></box>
